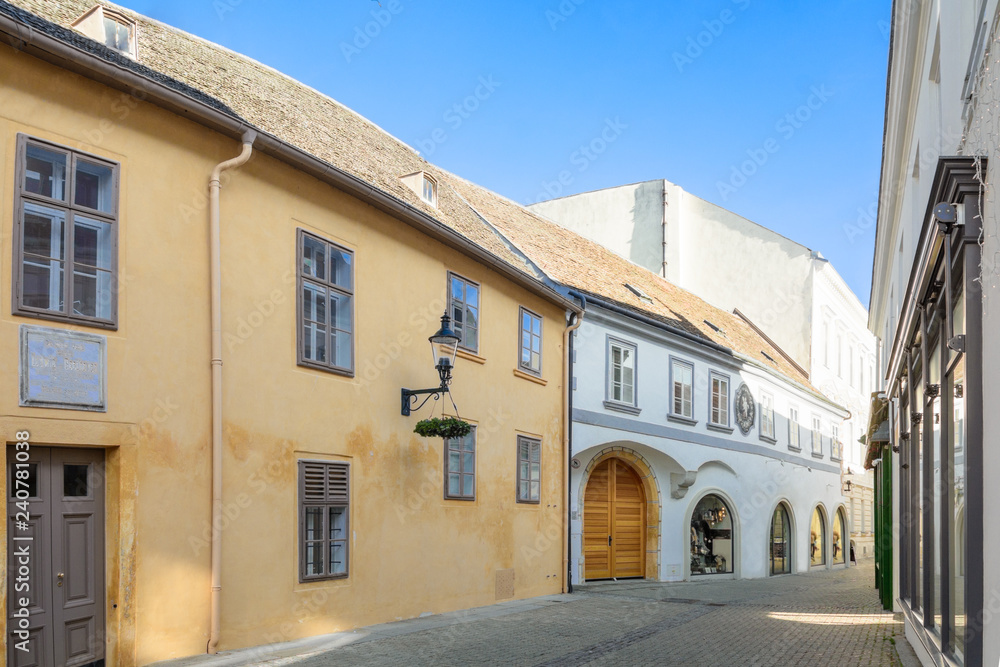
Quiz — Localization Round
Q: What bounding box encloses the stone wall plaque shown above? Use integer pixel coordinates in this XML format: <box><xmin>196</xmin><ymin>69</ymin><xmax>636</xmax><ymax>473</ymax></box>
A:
<box><xmin>20</xmin><ymin>325</ymin><xmax>107</xmax><ymax>411</ymax></box>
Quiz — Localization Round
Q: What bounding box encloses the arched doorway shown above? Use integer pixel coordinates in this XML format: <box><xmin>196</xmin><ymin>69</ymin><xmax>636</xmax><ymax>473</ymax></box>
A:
<box><xmin>583</xmin><ymin>458</ymin><xmax>646</xmax><ymax>579</ymax></box>
<box><xmin>833</xmin><ymin>508</ymin><xmax>848</xmax><ymax>565</ymax></box>
<box><xmin>770</xmin><ymin>503</ymin><xmax>792</xmax><ymax>575</ymax></box>
<box><xmin>810</xmin><ymin>506</ymin><xmax>827</xmax><ymax>567</ymax></box>
<box><xmin>690</xmin><ymin>494</ymin><xmax>734</xmax><ymax>575</ymax></box>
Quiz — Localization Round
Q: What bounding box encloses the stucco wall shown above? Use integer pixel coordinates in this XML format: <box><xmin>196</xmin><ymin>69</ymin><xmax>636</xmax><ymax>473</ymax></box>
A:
<box><xmin>0</xmin><ymin>47</ymin><xmax>568</xmax><ymax>665</ymax></box>
<box><xmin>568</xmin><ymin>311</ymin><xmax>848</xmax><ymax>584</ymax></box>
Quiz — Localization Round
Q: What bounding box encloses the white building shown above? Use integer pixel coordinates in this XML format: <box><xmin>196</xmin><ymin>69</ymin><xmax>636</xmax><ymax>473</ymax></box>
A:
<box><xmin>870</xmin><ymin>1</ymin><xmax>999</xmax><ymax>665</ymax></box>
<box><xmin>566</xmin><ymin>292</ymin><xmax>850</xmax><ymax>583</ymax></box>
<box><xmin>530</xmin><ymin>180</ymin><xmax>877</xmax><ymax>558</ymax></box>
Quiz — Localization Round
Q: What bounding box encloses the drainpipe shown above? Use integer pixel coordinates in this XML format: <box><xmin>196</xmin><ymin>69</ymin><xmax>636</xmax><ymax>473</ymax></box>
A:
<box><xmin>208</xmin><ymin>132</ymin><xmax>256</xmax><ymax>654</ymax></box>
<box><xmin>564</xmin><ymin>291</ymin><xmax>586</xmax><ymax>594</ymax></box>
<box><xmin>661</xmin><ymin>180</ymin><xmax>668</xmax><ymax>279</ymax></box>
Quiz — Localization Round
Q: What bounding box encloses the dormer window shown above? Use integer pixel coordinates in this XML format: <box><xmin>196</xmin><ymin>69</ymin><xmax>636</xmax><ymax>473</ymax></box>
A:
<box><xmin>72</xmin><ymin>7</ymin><xmax>136</xmax><ymax>59</ymax></box>
<box><xmin>421</xmin><ymin>175</ymin><xmax>437</xmax><ymax>206</ymax></box>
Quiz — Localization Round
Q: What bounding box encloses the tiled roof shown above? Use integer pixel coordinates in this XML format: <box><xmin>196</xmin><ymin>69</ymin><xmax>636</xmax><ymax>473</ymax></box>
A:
<box><xmin>5</xmin><ymin>0</ymin><xmax>821</xmax><ymax>393</ymax></box>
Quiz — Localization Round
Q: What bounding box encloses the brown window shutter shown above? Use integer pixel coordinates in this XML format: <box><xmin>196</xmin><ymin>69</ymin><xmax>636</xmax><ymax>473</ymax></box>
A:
<box><xmin>302</xmin><ymin>462</ymin><xmax>327</xmax><ymax>502</ymax></box>
<box><xmin>327</xmin><ymin>463</ymin><xmax>349</xmax><ymax>503</ymax></box>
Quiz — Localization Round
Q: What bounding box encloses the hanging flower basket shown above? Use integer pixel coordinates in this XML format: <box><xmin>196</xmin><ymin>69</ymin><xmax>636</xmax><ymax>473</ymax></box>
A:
<box><xmin>414</xmin><ymin>417</ymin><xmax>472</xmax><ymax>439</ymax></box>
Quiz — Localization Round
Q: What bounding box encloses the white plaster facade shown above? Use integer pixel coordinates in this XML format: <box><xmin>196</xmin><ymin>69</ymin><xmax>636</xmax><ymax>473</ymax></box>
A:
<box><xmin>531</xmin><ymin>181</ymin><xmax>878</xmax><ymax>559</ymax></box>
<box><xmin>569</xmin><ymin>303</ymin><xmax>850</xmax><ymax>585</ymax></box>
<box><xmin>872</xmin><ymin>1</ymin><xmax>1000</xmax><ymax>665</ymax></box>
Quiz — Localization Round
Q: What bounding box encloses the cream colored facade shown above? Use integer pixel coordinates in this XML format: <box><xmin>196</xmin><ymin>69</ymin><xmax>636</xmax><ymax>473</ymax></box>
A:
<box><xmin>0</xmin><ymin>34</ymin><xmax>572</xmax><ymax>666</ymax></box>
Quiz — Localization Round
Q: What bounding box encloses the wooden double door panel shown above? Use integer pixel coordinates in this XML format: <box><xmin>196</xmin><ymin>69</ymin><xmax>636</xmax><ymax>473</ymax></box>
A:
<box><xmin>7</xmin><ymin>447</ymin><xmax>105</xmax><ymax>667</ymax></box>
<box><xmin>583</xmin><ymin>458</ymin><xmax>645</xmax><ymax>579</ymax></box>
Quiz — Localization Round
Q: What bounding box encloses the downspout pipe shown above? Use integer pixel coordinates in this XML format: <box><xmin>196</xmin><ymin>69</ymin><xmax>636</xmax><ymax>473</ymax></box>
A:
<box><xmin>208</xmin><ymin>132</ymin><xmax>255</xmax><ymax>654</ymax></box>
<box><xmin>564</xmin><ymin>291</ymin><xmax>586</xmax><ymax>593</ymax></box>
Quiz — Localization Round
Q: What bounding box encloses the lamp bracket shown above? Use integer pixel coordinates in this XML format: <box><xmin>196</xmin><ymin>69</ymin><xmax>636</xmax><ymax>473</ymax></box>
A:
<box><xmin>401</xmin><ymin>385</ymin><xmax>449</xmax><ymax>416</ymax></box>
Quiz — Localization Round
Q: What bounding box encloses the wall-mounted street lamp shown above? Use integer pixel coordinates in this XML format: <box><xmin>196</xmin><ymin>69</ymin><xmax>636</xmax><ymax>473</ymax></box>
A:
<box><xmin>843</xmin><ymin>479</ymin><xmax>853</xmax><ymax>494</ymax></box>
<box><xmin>401</xmin><ymin>313</ymin><xmax>461</xmax><ymax>416</ymax></box>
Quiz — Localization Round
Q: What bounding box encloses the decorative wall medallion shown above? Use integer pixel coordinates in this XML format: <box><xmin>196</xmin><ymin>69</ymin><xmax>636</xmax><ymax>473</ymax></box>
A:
<box><xmin>735</xmin><ymin>383</ymin><xmax>755</xmax><ymax>435</ymax></box>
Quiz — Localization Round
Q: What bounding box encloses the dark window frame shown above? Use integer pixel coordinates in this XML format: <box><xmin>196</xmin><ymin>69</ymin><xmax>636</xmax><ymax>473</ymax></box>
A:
<box><xmin>516</xmin><ymin>435</ymin><xmax>541</xmax><ymax>504</ymax></box>
<box><xmin>298</xmin><ymin>460</ymin><xmax>350</xmax><ymax>583</ymax></box>
<box><xmin>448</xmin><ymin>271</ymin><xmax>480</xmax><ymax>353</ymax></box>
<box><xmin>518</xmin><ymin>306</ymin><xmax>543</xmax><ymax>376</ymax></box>
<box><xmin>444</xmin><ymin>426</ymin><xmax>476</xmax><ymax>500</ymax></box>
<box><xmin>12</xmin><ymin>134</ymin><xmax>120</xmax><ymax>329</ymax></box>
<box><xmin>296</xmin><ymin>229</ymin><xmax>355</xmax><ymax>376</ymax></box>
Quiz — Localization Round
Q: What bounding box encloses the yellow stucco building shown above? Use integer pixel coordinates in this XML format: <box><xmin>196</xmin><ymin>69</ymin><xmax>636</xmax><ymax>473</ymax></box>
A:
<box><xmin>0</xmin><ymin>2</ymin><xmax>579</xmax><ymax>664</ymax></box>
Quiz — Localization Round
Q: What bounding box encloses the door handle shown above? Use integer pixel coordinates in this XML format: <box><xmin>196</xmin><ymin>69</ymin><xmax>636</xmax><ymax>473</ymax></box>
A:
<box><xmin>57</xmin><ymin>572</ymin><xmax>64</xmax><ymax>588</ymax></box>
<box><xmin>608</xmin><ymin>535</ymin><xmax>612</xmax><ymax>546</ymax></box>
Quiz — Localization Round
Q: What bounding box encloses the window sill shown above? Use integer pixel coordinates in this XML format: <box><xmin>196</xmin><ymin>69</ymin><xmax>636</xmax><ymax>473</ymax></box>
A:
<box><xmin>707</xmin><ymin>423</ymin><xmax>734</xmax><ymax>434</ymax></box>
<box><xmin>831</xmin><ymin>456</ymin><xmax>843</xmax><ymax>462</ymax></box>
<box><xmin>516</xmin><ymin>498</ymin><xmax>541</xmax><ymax>505</ymax></box>
<box><xmin>513</xmin><ymin>368</ymin><xmax>547</xmax><ymax>385</ymax></box>
<box><xmin>667</xmin><ymin>414</ymin><xmax>697</xmax><ymax>427</ymax></box>
<box><xmin>603</xmin><ymin>401</ymin><xmax>641</xmax><ymax>416</ymax></box>
<box><xmin>444</xmin><ymin>495</ymin><xmax>476</xmax><ymax>502</ymax></box>
<box><xmin>811</xmin><ymin>452</ymin><xmax>825</xmax><ymax>459</ymax></box>
<box><xmin>14</xmin><ymin>308</ymin><xmax>118</xmax><ymax>331</ymax></box>
<box><xmin>297</xmin><ymin>359</ymin><xmax>355</xmax><ymax>378</ymax></box>
<box><xmin>788</xmin><ymin>445</ymin><xmax>802</xmax><ymax>453</ymax></box>
<box><xmin>759</xmin><ymin>435</ymin><xmax>777</xmax><ymax>444</ymax></box>
<box><xmin>299</xmin><ymin>573</ymin><xmax>349</xmax><ymax>584</ymax></box>
<box><xmin>457</xmin><ymin>348</ymin><xmax>487</xmax><ymax>365</ymax></box>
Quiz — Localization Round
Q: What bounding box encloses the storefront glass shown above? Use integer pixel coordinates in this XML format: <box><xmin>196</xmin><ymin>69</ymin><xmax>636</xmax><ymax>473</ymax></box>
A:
<box><xmin>915</xmin><ymin>378</ymin><xmax>924</xmax><ymax>613</ymax></box>
<box><xmin>810</xmin><ymin>507</ymin><xmax>826</xmax><ymax>567</ymax></box>
<box><xmin>951</xmin><ymin>355</ymin><xmax>966</xmax><ymax>659</ymax></box>
<box><xmin>834</xmin><ymin>508</ymin><xmax>847</xmax><ymax>564</ymax></box>
<box><xmin>931</xmin><ymin>342</ymin><xmax>943</xmax><ymax>632</ymax></box>
<box><xmin>690</xmin><ymin>494</ymin><xmax>733</xmax><ymax>575</ymax></box>
<box><xmin>770</xmin><ymin>504</ymin><xmax>791</xmax><ymax>575</ymax></box>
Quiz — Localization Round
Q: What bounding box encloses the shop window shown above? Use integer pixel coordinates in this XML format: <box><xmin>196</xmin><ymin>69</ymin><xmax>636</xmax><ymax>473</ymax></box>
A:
<box><xmin>770</xmin><ymin>503</ymin><xmax>792</xmax><ymax>575</ymax></box>
<box><xmin>13</xmin><ymin>135</ymin><xmax>119</xmax><ymax>327</ymax></box>
<box><xmin>298</xmin><ymin>461</ymin><xmax>349</xmax><ymax>581</ymax></box>
<box><xmin>834</xmin><ymin>508</ymin><xmax>848</xmax><ymax>565</ymax></box>
<box><xmin>810</xmin><ymin>506</ymin><xmax>827</xmax><ymax>567</ymax></box>
<box><xmin>690</xmin><ymin>494</ymin><xmax>733</xmax><ymax>575</ymax></box>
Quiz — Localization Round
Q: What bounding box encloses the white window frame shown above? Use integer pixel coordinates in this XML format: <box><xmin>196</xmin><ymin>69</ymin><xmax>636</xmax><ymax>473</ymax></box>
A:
<box><xmin>811</xmin><ymin>415</ymin><xmax>823</xmax><ymax>457</ymax></box>
<box><xmin>605</xmin><ymin>336</ymin><xmax>638</xmax><ymax>410</ymax></box>
<box><xmin>421</xmin><ymin>174</ymin><xmax>437</xmax><ymax>207</ymax></box>
<box><xmin>669</xmin><ymin>357</ymin><xmax>694</xmax><ymax>422</ymax></box>
<box><xmin>788</xmin><ymin>405</ymin><xmax>800</xmax><ymax>450</ymax></box>
<box><xmin>708</xmin><ymin>371</ymin><xmax>730</xmax><ymax>428</ymax></box>
<box><xmin>831</xmin><ymin>424</ymin><xmax>841</xmax><ymax>460</ymax></box>
<box><xmin>760</xmin><ymin>391</ymin><xmax>775</xmax><ymax>442</ymax></box>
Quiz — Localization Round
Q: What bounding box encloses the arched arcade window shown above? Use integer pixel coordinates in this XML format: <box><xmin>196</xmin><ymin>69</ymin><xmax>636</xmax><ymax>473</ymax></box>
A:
<box><xmin>810</xmin><ymin>506</ymin><xmax>827</xmax><ymax>567</ymax></box>
<box><xmin>770</xmin><ymin>503</ymin><xmax>792</xmax><ymax>575</ymax></box>
<box><xmin>690</xmin><ymin>494</ymin><xmax>734</xmax><ymax>575</ymax></box>
<box><xmin>833</xmin><ymin>508</ymin><xmax>848</xmax><ymax>565</ymax></box>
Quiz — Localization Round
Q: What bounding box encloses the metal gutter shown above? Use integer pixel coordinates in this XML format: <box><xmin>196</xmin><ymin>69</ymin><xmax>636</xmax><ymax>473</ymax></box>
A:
<box><xmin>0</xmin><ymin>10</ymin><xmax>580</xmax><ymax>316</ymax></box>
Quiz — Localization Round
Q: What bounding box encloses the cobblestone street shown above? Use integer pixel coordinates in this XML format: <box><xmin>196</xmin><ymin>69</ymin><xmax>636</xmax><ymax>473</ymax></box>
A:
<box><xmin>170</xmin><ymin>562</ymin><xmax>916</xmax><ymax>667</ymax></box>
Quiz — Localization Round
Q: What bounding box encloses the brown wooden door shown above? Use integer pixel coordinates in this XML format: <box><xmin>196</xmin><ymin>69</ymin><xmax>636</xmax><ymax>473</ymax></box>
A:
<box><xmin>7</xmin><ymin>447</ymin><xmax>105</xmax><ymax>667</ymax></box>
<box><xmin>583</xmin><ymin>459</ymin><xmax>645</xmax><ymax>580</ymax></box>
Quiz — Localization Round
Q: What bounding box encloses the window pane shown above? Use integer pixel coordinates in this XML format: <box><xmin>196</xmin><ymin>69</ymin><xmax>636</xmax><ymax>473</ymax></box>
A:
<box><xmin>520</xmin><ymin>461</ymin><xmax>529</xmax><ymax>481</ymax></box>
<box><xmin>305</xmin><ymin>542</ymin><xmax>323</xmax><ymax>576</ymax></box>
<box><xmin>330</xmin><ymin>541</ymin><xmax>347</xmax><ymax>575</ymax></box>
<box><xmin>23</xmin><ymin>204</ymin><xmax>66</xmax><ymax>260</ymax></box>
<box><xmin>466</xmin><ymin>283</ymin><xmax>479</xmax><ymax>309</ymax></box>
<box><xmin>72</xmin><ymin>267</ymin><xmax>112</xmax><ymax>319</ymax></box>
<box><xmin>303</xmin><ymin>283</ymin><xmax>326</xmax><ymax>323</ymax></box>
<box><xmin>24</xmin><ymin>144</ymin><xmax>67</xmax><ymax>200</ymax></box>
<box><xmin>530</xmin><ymin>481</ymin><xmax>539</xmax><ymax>501</ymax></box>
<box><xmin>63</xmin><ymin>464</ymin><xmax>89</xmax><ymax>497</ymax></box>
<box><xmin>463</xmin><ymin>452</ymin><xmax>474</xmax><ymax>474</ymax></box>
<box><xmin>519</xmin><ymin>480</ymin><xmax>529</xmax><ymax>499</ymax></box>
<box><xmin>74</xmin><ymin>160</ymin><xmax>114</xmax><ymax>213</ymax></box>
<box><xmin>331</xmin><ymin>248</ymin><xmax>352</xmax><ymax>290</ymax></box>
<box><xmin>531</xmin><ymin>316</ymin><xmax>540</xmax><ymax>336</ymax></box>
<box><xmin>449</xmin><ymin>451</ymin><xmax>460</xmax><ymax>473</ymax></box>
<box><xmin>303</xmin><ymin>322</ymin><xmax>327</xmax><ymax>362</ymax></box>
<box><xmin>73</xmin><ymin>217</ymin><xmax>113</xmax><ymax>269</ymax></box>
<box><xmin>448</xmin><ymin>473</ymin><xmax>460</xmax><ymax>495</ymax></box>
<box><xmin>530</xmin><ymin>462</ymin><xmax>540</xmax><ymax>481</ymax></box>
<box><xmin>333</xmin><ymin>332</ymin><xmax>351</xmax><ymax>369</ymax></box>
<box><xmin>530</xmin><ymin>443</ymin><xmax>540</xmax><ymax>463</ymax></box>
<box><xmin>952</xmin><ymin>357</ymin><xmax>966</xmax><ymax>657</ymax></box>
<box><xmin>22</xmin><ymin>204</ymin><xmax>66</xmax><ymax>312</ymax></box>
<box><xmin>329</xmin><ymin>507</ymin><xmax>347</xmax><ymax>538</ymax></box>
<box><xmin>305</xmin><ymin>507</ymin><xmax>323</xmax><ymax>541</ymax></box>
<box><xmin>462</xmin><ymin>474</ymin><xmax>474</xmax><ymax>497</ymax></box>
<box><xmin>463</xmin><ymin>433</ymin><xmax>475</xmax><ymax>452</ymax></box>
<box><xmin>331</xmin><ymin>293</ymin><xmax>352</xmax><ymax>331</ymax></box>
<box><xmin>451</xmin><ymin>277</ymin><xmax>464</xmax><ymax>303</ymax></box>
<box><xmin>303</xmin><ymin>236</ymin><xmax>326</xmax><ymax>280</ymax></box>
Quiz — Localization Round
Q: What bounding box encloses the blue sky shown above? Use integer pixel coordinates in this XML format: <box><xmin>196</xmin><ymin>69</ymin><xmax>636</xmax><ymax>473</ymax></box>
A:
<box><xmin>128</xmin><ymin>0</ymin><xmax>891</xmax><ymax>305</ymax></box>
